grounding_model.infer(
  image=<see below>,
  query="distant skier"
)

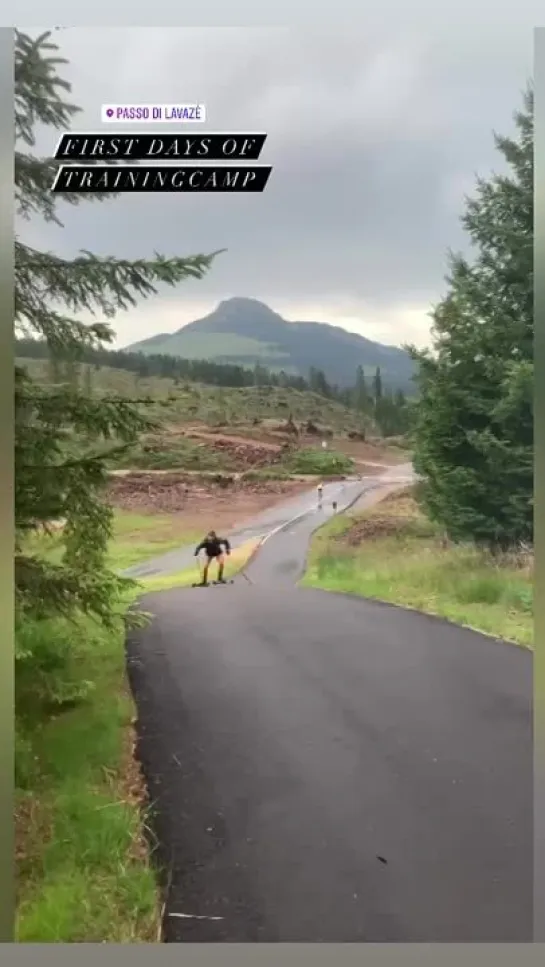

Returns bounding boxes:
[332,500,338,513]
[317,482,324,509]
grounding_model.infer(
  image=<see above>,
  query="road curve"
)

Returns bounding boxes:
[126,472,532,942]
[123,474,387,579]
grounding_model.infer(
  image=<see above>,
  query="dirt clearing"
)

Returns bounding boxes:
[107,472,313,533]
[334,439,409,466]
[186,436,284,470]
[335,488,424,544]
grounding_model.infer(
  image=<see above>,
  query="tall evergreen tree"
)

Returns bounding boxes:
[313,368,330,397]
[372,366,382,403]
[253,363,268,387]
[409,89,533,547]
[64,357,80,390]
[83,363,93,397]
[308,366,318,392]
[354,365,369,412]
[15,30,219,621]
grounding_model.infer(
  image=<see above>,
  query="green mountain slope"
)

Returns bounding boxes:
[126,297,416,390]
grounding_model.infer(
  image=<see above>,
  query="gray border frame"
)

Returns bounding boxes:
[534,25,544,945]
[1,944,544,960]
[1,26,13,945]
[5,17,542,951]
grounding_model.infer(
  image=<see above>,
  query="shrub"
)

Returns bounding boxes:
[285,448,354,475]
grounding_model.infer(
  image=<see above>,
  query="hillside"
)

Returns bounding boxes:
[17,355,409,481]
[17,356,369,432]
[126,297,416,390]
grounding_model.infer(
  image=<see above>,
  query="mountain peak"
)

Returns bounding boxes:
[126,297,416,390]
[215,297,280,320]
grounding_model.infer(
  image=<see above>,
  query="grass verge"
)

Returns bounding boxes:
[15,606,160,943]
[283,447,354,476]
[15,533,259,942]
[25,511,201,572]
[301,489,533,647]
[109,512,201,570]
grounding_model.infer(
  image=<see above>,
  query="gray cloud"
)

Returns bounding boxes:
[22,11,537,349]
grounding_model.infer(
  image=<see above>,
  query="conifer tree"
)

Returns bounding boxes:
[372,366,382,403]
[354,365,369,412]
[15,30,219,621]
[409,89,533,547]
[83,363,93,397]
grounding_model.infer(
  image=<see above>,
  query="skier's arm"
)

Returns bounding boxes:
[194,540,205,556]
[221,537,231,554]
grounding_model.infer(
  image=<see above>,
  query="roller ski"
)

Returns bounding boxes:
[191,578,234,587]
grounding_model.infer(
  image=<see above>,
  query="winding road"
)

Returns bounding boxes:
[125,470,533,942]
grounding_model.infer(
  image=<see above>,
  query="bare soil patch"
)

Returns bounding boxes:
[15,793,53,903]
[141,425,292,472]
[334,488,423,545]
[186,435,285,470]
[339,514,411,544]
[334,439,407,465]
[107,472,312,532]
[377,487,417,507]
[218,423,302,445]
[352,463,390,476]
[169,422,405,466]
[182,427,282,452]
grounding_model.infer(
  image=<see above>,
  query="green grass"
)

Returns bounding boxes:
[112,437,228,472]
[24,512,201,572]
[15,532,260,942]
[111,438,358,476]
[302,492,533,647]
[108,512,200,570]
[133,331,291,363]
[18,356,377,478]
[15,608,159,942]
[284,447,354,475]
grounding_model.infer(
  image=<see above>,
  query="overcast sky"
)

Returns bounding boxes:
[23,10,538,350]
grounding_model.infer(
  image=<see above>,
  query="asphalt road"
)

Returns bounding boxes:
[123,474,389,579]
[126,472,533,942]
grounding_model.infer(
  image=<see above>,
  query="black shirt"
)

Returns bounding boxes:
[194,536,230,558]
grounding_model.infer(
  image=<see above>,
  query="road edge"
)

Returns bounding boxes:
[238,481,374,583]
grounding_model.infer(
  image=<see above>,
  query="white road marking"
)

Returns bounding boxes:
[257,480,368,548]
[168,912,224,921]
[259,509,311,546]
